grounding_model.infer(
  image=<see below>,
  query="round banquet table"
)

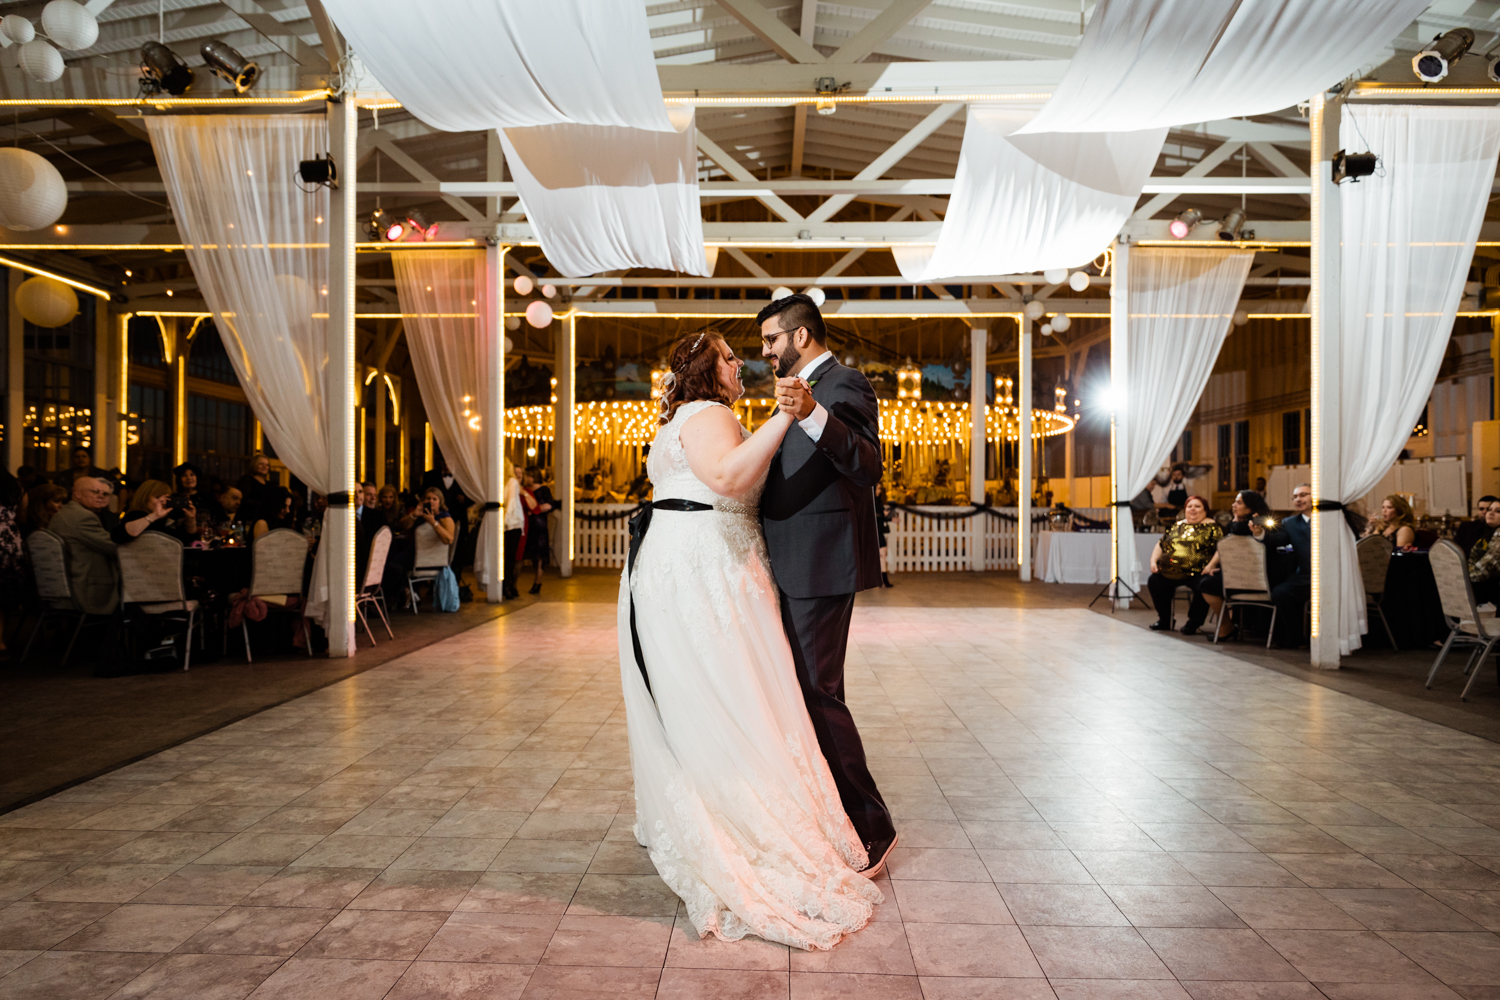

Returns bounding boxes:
[1032,531,1160,587]
[183,546,253,597]
[1377,550,1449,649]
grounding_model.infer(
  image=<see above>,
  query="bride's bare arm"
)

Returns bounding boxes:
[679,404,793,499]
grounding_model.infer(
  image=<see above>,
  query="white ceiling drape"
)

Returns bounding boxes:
[897,107,1165,281]
[1018,0,1431,135]
[1328,105,1500,656]
[320,0,675,132]
[146,115,337,626]
[500,120,708,277]
[390,250,506,590]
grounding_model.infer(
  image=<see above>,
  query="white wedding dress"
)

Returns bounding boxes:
[618,400,881,950]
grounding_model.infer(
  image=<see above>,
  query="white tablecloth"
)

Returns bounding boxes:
[1033,531,1159,586]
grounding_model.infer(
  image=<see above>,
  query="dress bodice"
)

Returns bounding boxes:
[648,400,763,512]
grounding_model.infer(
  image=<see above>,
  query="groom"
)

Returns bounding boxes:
[758,293,898,876]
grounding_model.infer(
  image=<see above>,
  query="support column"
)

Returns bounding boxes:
[397,381,408,489]
[5,269,21,473]
[553,312,575,577]
[969,323,987,571]
[325,97,358,658]
[115,312,130,471]
[483,241,507,603]
[165,318,187,466]
[374,367,386,486]
[1110,239,1133,609]
[92,301,108,468]
[1309,90,1343,669]
[1018,313,1033,581]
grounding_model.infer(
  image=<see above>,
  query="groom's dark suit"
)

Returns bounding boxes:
[761,355,895,847]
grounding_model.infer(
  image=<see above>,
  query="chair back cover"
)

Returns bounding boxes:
[1430,539,1481,626]
[249,528,308,597]
[1217,534,1269,594]
[26,529,73,604]
[118,533,186,605]
[412,522,449,573]
[364,526,392,589]
[1356,534,1394,597]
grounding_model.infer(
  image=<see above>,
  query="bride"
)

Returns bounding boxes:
[619,329,881,950]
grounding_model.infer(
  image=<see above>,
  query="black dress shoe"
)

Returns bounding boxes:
[858,832,899,878]
[1148,621,1172,631]
[528,583,541,595]
[1181,623,1201,636]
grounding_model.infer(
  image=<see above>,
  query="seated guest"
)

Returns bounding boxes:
[1182,490,1273,637]
[1468,499,1500,605]
[1456,495,1499,555]
[15,465,46,492]
[174,462,222,525]
[410,486,457,547]
[49,477,122,616]
[1254,483,1313,647]
[121,480,194,542]
[375,485,415,603]
[1146,496,1223,632]
[236,453,275,512]
[1363,494,1416,548]
[355,481,387,580]
[23,483,68,537]
[245,487,294,540]
[218,485,244,524]
[60,446,108,491]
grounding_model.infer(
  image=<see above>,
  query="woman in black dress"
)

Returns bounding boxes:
[522,466,554,595]
[1181,489,1272,638]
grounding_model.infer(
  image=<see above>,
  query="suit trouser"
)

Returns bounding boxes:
[1270,577,1311,647]
[503,529,521,595]
[778,589,895,847]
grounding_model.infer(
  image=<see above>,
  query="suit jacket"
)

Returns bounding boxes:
[355,505,388,582]
[761,356,884,599]
[1263,512,1312,586]
[50,501,120,615]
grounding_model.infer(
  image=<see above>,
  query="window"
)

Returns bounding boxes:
[1217,424,1231,493]
[127,316,167,368]
[187,394,253,483]
[127,384,169,481]
[1282,411,1302,466]
[23,293,96,472]
[187,322,238,384]
[1234,420,1250,491]
[1179,429,1193,463]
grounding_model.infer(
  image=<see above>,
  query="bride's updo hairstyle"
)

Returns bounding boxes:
[658,329,734,424]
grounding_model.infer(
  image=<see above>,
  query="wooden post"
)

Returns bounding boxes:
[1018,313,1033,582]
[1110,239,1133,609]
[5,268,22,473]
[484,241,507,602]
[325,97,358,658]
[969,320,987,572]
[1309,90,1344,669]
[553,312,575,577]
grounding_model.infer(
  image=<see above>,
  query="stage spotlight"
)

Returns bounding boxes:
[139,41,193,96]
[1490,53,1500,83]
[1169,208,1202,240]
[200,39,259,92]
[1217,208,1247,241]
[1332,149,1378,184]
[368,209,405,242]
[297,155,336,188]
[1413,27,1474,82]
[403,208,439,241]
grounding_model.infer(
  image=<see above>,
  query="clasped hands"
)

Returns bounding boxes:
[775,377,815,420]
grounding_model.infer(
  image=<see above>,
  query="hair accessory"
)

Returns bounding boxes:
[669,331,710,376]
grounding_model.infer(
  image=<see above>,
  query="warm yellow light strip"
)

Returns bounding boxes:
[1136,240,1311,248]
[0,253,112,299]
[0,91,333,107]
[668,93,1052,106]
[117,312,130,471]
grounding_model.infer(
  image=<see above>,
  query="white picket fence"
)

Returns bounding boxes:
[572,502,1112,572]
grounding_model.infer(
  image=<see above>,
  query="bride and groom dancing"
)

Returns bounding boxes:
[618,293,898,951]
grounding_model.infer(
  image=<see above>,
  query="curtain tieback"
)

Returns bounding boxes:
[1312,500,1345,511]
[1109,501,1135,507]
[480,502,502,512]
[327,491,354,507]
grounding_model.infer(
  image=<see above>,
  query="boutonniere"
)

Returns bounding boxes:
[808,380,819,387]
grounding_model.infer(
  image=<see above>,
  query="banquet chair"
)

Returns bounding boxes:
[406,522,454,614]
[356,526,395,645]
[1357,534,1398,650]
[243,528,311,661]
[117,532,202,672]
[1426,539,1500,701]
[1213,535,1278,648]
[21,529,105,667]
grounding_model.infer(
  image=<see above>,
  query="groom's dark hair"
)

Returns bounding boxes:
[756,293,827,345]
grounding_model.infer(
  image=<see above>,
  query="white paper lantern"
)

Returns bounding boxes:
[0,148,67,230]
[1232,309,1249,326]
[804,287,826,306]
[1042,267,1068,285]
[1024,299,1045,320]
[18,40,64,82]
[1051,312,1072,332]
[1068,270,1090,292]
[771,286,794,301]
[513,274,533,296]
[524,300,553,328]
[15,275,78,328]
[1040,323,1053,336]
[273,273,315,320]
[541,284,556,299]
[504,336,513,352]
[1,15,35,44]
[41,1,97,50]
[505,315,521,331]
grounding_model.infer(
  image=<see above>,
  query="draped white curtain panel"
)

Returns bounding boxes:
[1120,248,1254,501]
[500,120,710,278]
[146,115,339,627]
[1019,0,1431,135]
[390,250,503,589]
[897,107,1165,281]
[320,0,674,132]
[1329,105,1500,656]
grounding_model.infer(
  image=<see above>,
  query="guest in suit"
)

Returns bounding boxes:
[50,477,122,616]
[1457,495,1499,555]
[354,481,388,583]
[1253,482,1313,647]
[758,292,896,875]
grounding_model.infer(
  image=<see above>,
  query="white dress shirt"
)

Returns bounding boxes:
[794,349,833,442]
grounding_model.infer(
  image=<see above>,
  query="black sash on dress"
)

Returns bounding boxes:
[627,499,714,699]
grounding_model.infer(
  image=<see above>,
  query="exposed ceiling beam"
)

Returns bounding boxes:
[715,0,825,63]
[828,0,935,64]
[724,246,773,278]
[695,132,805,223]
[1247,141,1311,205]
[219,0,328,68]
[806,102,963,223]
[1131,140,1245,220]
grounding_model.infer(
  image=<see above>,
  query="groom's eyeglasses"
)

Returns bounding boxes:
[761,326,802,348]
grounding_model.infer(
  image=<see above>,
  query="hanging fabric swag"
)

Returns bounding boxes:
[1018,0,1431,135]
[897,106,1165,281]
[146,115,340,627]
[1327,105,1500,655]
[390,250,505,590]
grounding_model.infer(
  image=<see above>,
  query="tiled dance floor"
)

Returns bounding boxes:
[3,603,1500,999]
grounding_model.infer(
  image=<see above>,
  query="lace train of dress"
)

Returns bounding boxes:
[619,400,881,951]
